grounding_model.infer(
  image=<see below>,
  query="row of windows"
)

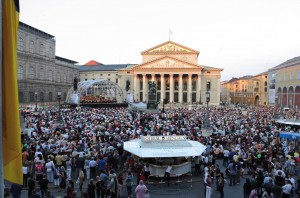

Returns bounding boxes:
[18,37,54,57]
[277,71,300,81]
[19,92,67,103]
[18,65,75,83]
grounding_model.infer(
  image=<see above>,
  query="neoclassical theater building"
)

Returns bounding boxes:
[79,41,223,105]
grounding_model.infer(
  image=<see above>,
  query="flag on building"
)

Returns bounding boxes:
[2,0,22,184]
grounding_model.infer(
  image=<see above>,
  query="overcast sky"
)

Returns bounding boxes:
[20,0,300,81]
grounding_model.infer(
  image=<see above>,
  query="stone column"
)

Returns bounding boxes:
[197,74,201,103]
[187,74,192,103]
[179,74,183,103]
[134,74,138,102]
[170,74,174,103]
[161,74,165,103]
[142,74,146,102]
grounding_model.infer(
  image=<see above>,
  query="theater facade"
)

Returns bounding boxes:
[79,41,223,105]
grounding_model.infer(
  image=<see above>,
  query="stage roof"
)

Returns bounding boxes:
[123,137,206,158]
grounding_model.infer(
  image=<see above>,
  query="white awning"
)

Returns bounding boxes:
[123,138,207,158]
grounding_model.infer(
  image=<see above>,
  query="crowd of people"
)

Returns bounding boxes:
[5,105,300,198]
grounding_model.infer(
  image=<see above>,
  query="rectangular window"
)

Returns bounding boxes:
[206,80,211,90]
[85,74,87,76]
[100,74,103,76]
[297,71,300,80]
[108,74,110,76]
[264,87,267,92]
[85,78,87,81]
[116,79,118,83]
[290,72,293,80]
[284,73,287,81]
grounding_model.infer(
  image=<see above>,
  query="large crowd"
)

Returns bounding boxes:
[6,105,300,198]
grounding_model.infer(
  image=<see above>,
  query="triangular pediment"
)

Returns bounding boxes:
[141,41,199,55]
[132,56,202,70]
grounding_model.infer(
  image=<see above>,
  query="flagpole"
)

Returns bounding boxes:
[0,0,4,196]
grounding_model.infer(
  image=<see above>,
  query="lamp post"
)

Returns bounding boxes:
[205,91,210,128]
[34,92,38,112]
[57,89,62,124]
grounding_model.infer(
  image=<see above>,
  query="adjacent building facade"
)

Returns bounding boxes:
[79,41,223,105]
[268,56,300,108]
[17,22,78,106]
[221,72,268,106]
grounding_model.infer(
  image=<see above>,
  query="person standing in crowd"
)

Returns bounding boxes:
[45,158,55,183]
[39,175,49,198]
[88,179,96,198]
[218,172,225,198]
[243,178,252,198]
[164,163,173,186]
[135,180,148,198]
[205,172,212,198]
[10,183,22,198]
[59,166,67,191]
[22,163,29,188]
[66,180,75,198]
[66,157,72,180]
[228,160,237,186]
[89,157,97,179]
[85,156,91,180]
[126,171,134,198]
[28,174,36,197]
[35,161,44,182]
[78,170,85,197]
[282,179,293,198]
[117,173,124,198]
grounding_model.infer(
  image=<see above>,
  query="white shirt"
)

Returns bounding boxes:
[166,165,172,173]
[223,150,230,157]
[22,166,28,174]
[282,183,292,194]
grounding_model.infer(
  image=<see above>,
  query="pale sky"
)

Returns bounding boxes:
[20,0,300,81]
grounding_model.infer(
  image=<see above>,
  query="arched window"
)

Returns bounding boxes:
[49,92,53,102]
[40,92,44,102]
[29,41,35,53]
[18,37,24,51]
[40,44,45,56]
[39,68,45,80]
[18,65,24,80]
[29,66,35,79]
[48,70,53,81]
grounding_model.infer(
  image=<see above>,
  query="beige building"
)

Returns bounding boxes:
[79,41,223,105]
[17,22,79,106]
[221,72,268,106]
[268,56,300,108]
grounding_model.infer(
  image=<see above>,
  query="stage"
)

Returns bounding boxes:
[80,102,128,108]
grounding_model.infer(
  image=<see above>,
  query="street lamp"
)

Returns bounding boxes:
[57,89,62,124]
[205,91,210,128]
[34,92,38,112]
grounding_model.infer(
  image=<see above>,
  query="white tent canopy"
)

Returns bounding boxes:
[123,136,207,158]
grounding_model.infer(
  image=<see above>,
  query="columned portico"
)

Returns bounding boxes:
[128,40,223,106]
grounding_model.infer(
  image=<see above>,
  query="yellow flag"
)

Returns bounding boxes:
[2,0,22,184]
